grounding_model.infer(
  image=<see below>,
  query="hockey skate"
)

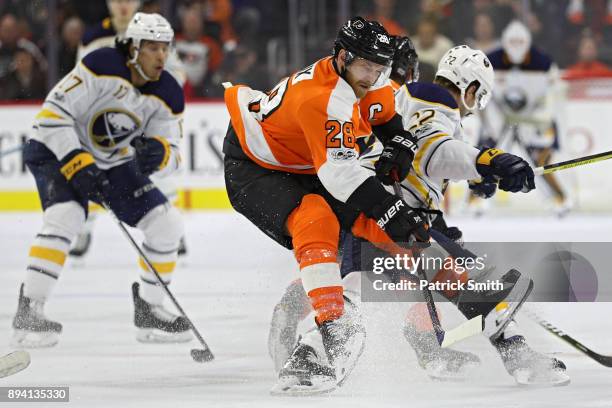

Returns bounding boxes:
[11,284,62,348]
[177,236,188,257]
[454,269,533,341]
[132,282,192,343]
[271,297,366,396]
[271,336,338,396]
[403,321,480,381]
[68,230,92,257]
[493,327,570,387]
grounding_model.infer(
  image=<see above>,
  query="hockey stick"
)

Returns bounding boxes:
[526,311,612,367]
[102,203,214,363]
[0,145,24,158]
[392,181,482,348]
[533,150,612,176]
[0,351,30,378]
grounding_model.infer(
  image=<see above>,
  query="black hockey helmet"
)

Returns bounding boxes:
[334,16,395,67]
[391,36,420,84]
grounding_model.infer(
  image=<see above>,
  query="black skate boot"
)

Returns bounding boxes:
[68,231,92,257]
[271,338,337,396]
[493,327,570,386]
[12,284,62,348]
[403,321,480,381]
[132,282,192,343]
[453,269,533,340]
[177,236,187,257]
[271,297,366,395]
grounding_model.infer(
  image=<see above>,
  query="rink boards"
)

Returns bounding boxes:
[0,83,611,213]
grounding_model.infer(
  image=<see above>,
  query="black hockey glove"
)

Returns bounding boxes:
[475,148,535,193]
[431,214,462,243]
[468,178,498,199]
[131,136,171,176]
[374,130,418,185]
[371,195,430,243]
[347,176,430,244]
[60,149,110,203]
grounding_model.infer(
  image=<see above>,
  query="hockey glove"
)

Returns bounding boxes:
[468,178,498,199]
[475,148,535,193]
[371,195,430,243]
[131,136,171,176]
[431,214,463,243]
[375,130,418,185]
[60,149,110,203]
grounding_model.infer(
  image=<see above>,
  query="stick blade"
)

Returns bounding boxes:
[441,315,483,348]
[191,348,214,363]
[0,350,31,378]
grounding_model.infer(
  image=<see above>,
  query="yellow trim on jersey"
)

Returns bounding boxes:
[29,246,67,266]
[79,62,182,117]
[60,152,95,181]
[413,134,448,177]
[152,136,171,170]
[404,85,460,111]
[0,188,232,211]
[36,108,64,120]
[405,173,430,203]
[139,258,176,274]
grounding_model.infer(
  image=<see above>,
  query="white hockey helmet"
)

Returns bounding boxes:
[436,45,494,111]
[125,12,174,47]
[502,20,531,65]
[124,12,174,81]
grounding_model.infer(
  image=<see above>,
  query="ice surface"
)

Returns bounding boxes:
[1,212,612,407]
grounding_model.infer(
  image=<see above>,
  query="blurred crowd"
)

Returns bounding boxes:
[2,0,612,101]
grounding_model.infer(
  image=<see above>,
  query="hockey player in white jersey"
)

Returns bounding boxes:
[11,13,191,348]
[480,20,569,216]
[72,0,187,258]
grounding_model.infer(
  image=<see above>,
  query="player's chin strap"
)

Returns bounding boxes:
[128,45,152,82]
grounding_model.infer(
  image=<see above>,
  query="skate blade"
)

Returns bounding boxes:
[270,374,337,396]
[136,328,193,343]
[514,368,571,387]
[426,360,481,382]
[11,330,59,348]
[0,351,31,378]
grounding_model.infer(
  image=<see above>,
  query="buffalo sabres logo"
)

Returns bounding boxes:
[89,109,140,149]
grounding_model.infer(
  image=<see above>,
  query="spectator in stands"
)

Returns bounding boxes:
[209,43,268,96]
[564,33,612,79]
[467,11,500,54]
[58,16,84,77]
[183,0,236,48]
[413,14,453,81]
[0,13,22,77]
[175,6,222,97]
[369,0,407,36]
[0,13,46,82]
[0,46,47,100]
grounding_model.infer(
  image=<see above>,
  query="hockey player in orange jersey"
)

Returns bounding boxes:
[223,18,428,394]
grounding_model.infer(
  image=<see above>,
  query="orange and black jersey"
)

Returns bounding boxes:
[224,57,375,203]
